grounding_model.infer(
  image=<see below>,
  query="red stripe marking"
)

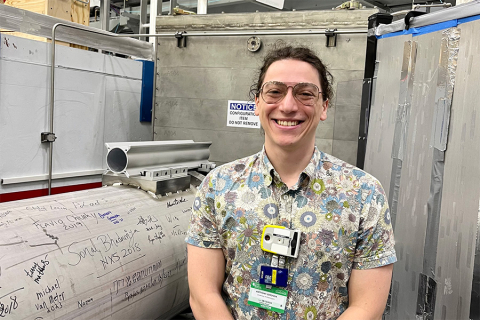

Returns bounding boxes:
[0,182,102,203]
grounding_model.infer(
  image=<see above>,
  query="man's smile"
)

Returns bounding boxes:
[274,120,303,127]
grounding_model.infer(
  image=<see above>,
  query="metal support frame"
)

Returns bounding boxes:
[139,0,148,41]
[169,0,178,15]
[197,0,208,14]
[100,0,111,31]
[150,0,161,44]
[356,13,393,169]
[48,23,158,195]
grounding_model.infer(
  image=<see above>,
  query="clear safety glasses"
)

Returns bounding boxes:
[260,81,322,106]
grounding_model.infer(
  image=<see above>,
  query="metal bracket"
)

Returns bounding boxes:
[41,132,57,143]
[325,28,338,47]
[175,31,187,48]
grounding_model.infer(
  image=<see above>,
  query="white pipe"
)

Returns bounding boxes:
[413,3,452,9]
[149,0,159,45]
[1,170,105,185]
[197,0,208,14]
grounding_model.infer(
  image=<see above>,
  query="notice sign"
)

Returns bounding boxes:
[227,100,260,129]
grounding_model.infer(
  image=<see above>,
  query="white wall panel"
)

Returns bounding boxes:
[0,34,149,196]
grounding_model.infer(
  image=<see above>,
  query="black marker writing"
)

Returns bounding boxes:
[166,197,187,208]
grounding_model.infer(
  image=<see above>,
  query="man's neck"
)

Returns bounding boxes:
[265,142,315,188]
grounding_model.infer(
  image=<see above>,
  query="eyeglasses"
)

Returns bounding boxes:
[260,81,322,106]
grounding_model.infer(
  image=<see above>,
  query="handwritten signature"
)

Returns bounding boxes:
[24,255,49,284]
[166,197,187,208]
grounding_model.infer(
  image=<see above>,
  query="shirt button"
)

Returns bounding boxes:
[282,194,288,200]
[286,202,292,213]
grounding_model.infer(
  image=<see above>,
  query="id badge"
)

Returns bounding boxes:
[247,282,288,314]
[259,265,288,287]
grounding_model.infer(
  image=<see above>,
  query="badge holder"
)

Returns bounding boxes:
[247,225,301,314]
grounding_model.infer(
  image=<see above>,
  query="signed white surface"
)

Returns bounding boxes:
[0,185,193,319]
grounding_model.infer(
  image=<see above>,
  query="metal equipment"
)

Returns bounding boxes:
[103,140,214,195]
[0,141,213,319]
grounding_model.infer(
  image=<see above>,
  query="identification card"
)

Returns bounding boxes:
[259,265,288,287]
[247,282,288,313]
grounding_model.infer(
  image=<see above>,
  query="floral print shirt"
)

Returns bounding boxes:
[186,147,396,320]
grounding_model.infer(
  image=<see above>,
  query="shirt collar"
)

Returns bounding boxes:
[260,146,322,187]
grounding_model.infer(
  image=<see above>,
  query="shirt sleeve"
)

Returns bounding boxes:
[185,170,222,249]
[353,178,397,269]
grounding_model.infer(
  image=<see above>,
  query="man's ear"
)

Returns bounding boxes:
[254,96,260,116]
[319,99,329,121]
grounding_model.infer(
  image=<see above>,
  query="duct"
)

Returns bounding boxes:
[430,28,460,151]
[105,140,213,178]
[0,184,193,319]
[376,0,480,36]
[0,5,153,60]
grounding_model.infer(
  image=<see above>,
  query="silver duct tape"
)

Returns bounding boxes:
[423,148,445,276]
[388,41,417,230]
[469,199,480,319]
[392,40,417,161]
[0,5,153,60]
[430,28,461,151]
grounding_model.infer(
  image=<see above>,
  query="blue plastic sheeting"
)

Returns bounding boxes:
[139,60,154,122]
[377,14,480,39]
[377,20,457,39]
[458,14,480,24]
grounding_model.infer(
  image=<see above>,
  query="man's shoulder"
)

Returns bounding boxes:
[317,150,380,184]
[205,151,262,181]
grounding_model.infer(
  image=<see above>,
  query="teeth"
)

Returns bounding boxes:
[277,120,299,126]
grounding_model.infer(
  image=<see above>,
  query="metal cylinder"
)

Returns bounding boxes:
[0,185,193,319]
[105,140,212,177]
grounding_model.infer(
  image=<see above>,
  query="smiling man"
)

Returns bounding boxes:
[186,45,396,320]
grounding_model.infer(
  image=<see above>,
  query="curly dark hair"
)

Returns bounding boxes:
[249,44,334,103]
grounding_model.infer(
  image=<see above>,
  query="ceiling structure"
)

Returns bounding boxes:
[110,0,456,14]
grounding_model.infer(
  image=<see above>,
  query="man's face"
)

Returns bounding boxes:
[254,59,328,152]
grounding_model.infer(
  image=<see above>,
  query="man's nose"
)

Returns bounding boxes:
[279,88,298,113]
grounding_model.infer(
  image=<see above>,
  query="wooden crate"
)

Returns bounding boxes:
[4,0,90,47]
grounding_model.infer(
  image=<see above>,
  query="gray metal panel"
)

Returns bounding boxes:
[0,5,153,59]
[367,31,446,319]
[364,35,409,197]
[435,19,480,320]
[388,31,442,320]
[392,32,442,319]
[368,18,480,319]
[155,10,372,164]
